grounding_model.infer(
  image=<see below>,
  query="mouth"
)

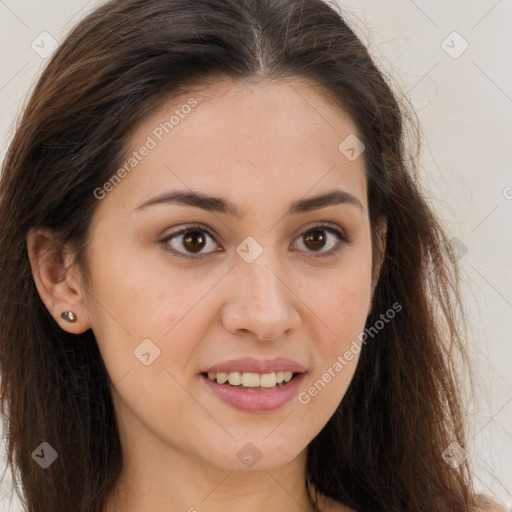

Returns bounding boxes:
[200,370,300,392]
[200,365,306,412]
[200,357,306,411]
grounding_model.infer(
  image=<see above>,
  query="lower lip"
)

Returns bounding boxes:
[201,373,305,412]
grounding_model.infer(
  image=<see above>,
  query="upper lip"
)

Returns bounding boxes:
[202,357,306,374]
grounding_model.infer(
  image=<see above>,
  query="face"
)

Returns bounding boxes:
[79,77,377,473]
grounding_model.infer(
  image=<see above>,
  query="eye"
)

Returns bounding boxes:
[160,222,351,260]
[160,223,221,260]
[291,223,351,258]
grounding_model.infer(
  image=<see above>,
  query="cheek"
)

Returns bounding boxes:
[297,246,372,413]
[85,235,194,335]
[308,276,369,394]
[85,246,224,389]
[305,247,373,345]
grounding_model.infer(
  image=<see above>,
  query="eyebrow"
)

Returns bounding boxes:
[135,189,363,218]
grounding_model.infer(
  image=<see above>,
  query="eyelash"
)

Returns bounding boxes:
[160,222,352,261]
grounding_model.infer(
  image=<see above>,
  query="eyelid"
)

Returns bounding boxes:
[295,220,350,242]
[159,222,221,260]
[291,221,352,258]
[159,221,352,260]
[161,222,216,241]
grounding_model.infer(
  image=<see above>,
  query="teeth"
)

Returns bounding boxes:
[206,371,295,387]
[241,372,260,387]
[228,372,242,386]
[260,373,277,387]
[217,372,228,384]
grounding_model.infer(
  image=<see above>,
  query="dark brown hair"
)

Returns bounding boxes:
[0,0,498,511]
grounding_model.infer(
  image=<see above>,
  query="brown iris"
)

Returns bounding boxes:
[182,231,207,253]
[303,229,327,251]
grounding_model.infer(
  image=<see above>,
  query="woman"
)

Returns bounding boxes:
[0,0,506,511]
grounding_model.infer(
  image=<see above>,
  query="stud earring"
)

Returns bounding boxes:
[59,310,77,323]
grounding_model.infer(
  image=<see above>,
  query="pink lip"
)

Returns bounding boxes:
[201,372,305,412]
[202,357,306,374]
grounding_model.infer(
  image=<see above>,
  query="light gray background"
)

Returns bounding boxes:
[1,1,511,510]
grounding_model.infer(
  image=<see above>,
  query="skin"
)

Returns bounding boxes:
[28,77,386,512]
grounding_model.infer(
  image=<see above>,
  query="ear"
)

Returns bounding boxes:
[27,228,92,334]
[370,217,387,300]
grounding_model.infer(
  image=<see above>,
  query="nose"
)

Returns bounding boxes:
[221,252,301,341]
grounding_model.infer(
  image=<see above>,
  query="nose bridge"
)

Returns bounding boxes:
[222,241,300,339]
[241,251,281,304]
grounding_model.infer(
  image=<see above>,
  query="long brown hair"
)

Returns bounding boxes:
[0,0,495,510]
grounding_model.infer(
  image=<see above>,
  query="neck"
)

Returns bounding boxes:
[103,454,317,512]
[101,385,326,512]
[102,411,317,512]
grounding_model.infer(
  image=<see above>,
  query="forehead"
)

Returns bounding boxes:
[97,77,367,218]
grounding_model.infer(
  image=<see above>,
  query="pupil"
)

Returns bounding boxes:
[183,231,205,253]
[305,230,325,251]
